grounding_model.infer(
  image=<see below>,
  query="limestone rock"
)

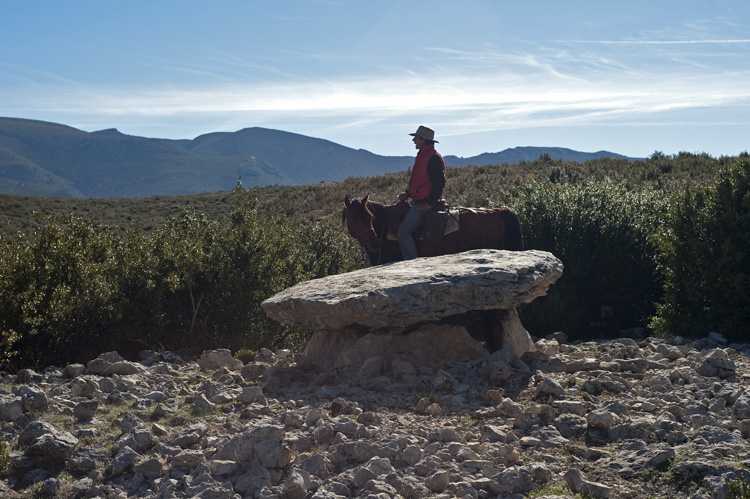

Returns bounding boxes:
[2,331,749,499]
[63,363,86,378]
[23,430,79,465]
[190,393,215,416]
[197,348,243,371]
[300,323,488,372]
[73,400,99,421]
[262,249,562,332]
[0,393,23,422]
[16,386,48,413]
[86,351,126,375]
[18,421,59,447]
[213,422,292,469]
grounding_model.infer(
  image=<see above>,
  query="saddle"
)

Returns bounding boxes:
[385,200,460,245]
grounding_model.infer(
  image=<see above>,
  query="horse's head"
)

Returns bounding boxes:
[343,194,382,255]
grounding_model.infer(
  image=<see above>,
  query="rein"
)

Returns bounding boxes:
[355,225,385,266]
[347,215,383,265]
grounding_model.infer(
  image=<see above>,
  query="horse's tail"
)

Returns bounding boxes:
[501,208,524,251]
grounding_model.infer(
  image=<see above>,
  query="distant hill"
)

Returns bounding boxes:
[443,147,633,167]
[0,117,637,198]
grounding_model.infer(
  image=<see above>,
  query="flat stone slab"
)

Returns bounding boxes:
[262,249,562,332]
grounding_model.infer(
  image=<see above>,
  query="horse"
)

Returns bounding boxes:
[342,194,524,266]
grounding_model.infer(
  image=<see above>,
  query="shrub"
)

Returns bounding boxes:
[0,185,361,371]
[728,478,750,499]
[651,155,750,342]
[0,438,10,476]
[0,215,122,368]
[516,180,668,339]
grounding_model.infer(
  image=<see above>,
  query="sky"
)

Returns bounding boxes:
[2,0,749,159]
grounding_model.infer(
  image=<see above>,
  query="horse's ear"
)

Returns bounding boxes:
[363,193,370,205]
[344,196,351,208]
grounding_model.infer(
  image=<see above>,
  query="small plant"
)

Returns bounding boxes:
[728,478,750,499]
[526,481,585,498]
[0,438,11,476]
[234,348,257,364]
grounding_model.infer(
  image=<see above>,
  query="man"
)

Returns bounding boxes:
[397,125,446,260]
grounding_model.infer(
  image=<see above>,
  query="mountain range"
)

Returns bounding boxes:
[0,117,636,198]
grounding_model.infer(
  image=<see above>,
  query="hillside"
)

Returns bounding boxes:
[0,117,638,198]
[0,151,727,240]
[0,119,284,198]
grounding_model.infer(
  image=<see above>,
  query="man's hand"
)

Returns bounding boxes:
[398,192,408,202]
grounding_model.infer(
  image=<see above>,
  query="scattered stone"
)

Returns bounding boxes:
[197,348,243,371]
[189,393,215,416]
[0,333,748,499]
[16,386,48,413]
[109,446,140,476]
[15,368,43,383]
[587,408,621,429]
[171,449,205,468]
[0,394,23,422]
[73,399,99,421]
[86,351,127,375]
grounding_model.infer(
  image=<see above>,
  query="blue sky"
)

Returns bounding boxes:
[2,0,749,158]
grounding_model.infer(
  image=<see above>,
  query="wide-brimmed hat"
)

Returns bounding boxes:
[409,125,438,143]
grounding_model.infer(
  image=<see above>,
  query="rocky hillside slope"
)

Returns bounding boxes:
[1,333,749,498]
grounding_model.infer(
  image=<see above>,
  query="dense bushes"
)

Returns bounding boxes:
[0,186,360,371]
[650,155,750,343]
[1,153,748,372]
[514,154,750,343]
[515,180,668,339]
[0,216,122,369]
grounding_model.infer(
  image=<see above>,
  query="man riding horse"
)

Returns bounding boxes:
[342,125,523,265]
[397,125,446,260]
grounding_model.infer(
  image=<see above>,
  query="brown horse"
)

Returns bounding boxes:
[342,194,524,266]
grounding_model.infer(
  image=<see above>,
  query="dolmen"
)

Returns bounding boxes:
[262,249,562,373]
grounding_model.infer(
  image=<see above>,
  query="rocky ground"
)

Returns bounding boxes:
[1,332,749,499]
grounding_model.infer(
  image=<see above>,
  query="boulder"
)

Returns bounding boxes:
[263,249,561,364]
[262,249,561,332]
[23,430,79,465]
[197,349,243,371]
[73,400,99,421]
[0,394,24,422]
[299,324,488,372]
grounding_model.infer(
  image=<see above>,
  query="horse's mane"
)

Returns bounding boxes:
[364,199,386,219]
[342,196,388,230]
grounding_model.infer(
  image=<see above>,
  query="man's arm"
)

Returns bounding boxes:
[425,155,446,206]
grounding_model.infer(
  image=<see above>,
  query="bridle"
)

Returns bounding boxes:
[348,215,384,265]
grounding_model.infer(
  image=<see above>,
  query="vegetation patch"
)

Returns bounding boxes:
[1,152,748,371]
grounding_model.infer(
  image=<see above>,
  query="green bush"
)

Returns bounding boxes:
[651,155,750,342]
[516,180,668,339]
[0,215,122,368]
[728,478,750,499]
[0,185,361,371]
[0,437,10,476]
